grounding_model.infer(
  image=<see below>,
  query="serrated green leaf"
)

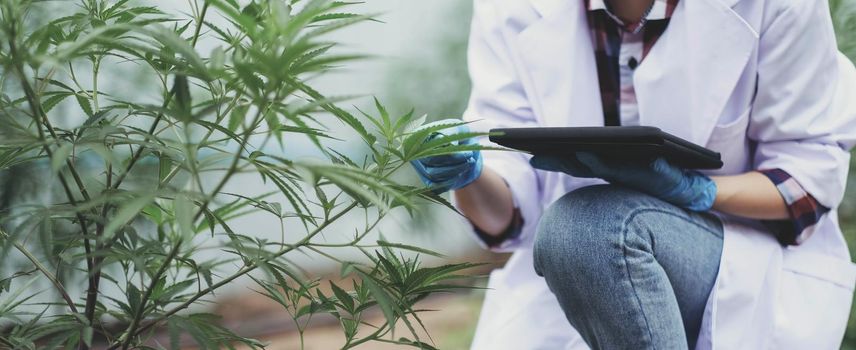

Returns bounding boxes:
[356,271,396,327]
[127,283,141,315]
[41,92,72,114]
[75,94,94,118]
[376,240,445,258]
[329,281,354,313]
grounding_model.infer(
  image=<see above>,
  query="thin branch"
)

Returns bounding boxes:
[88,4,213,339]
[110,2,209,191]
[7,27,103,348]
[85,161,112,325]
[107,201,360,349]
[191,95,271,222]
[343,323,392,349]
[119,240,183,350]
[0,229,80,317]
[5,19,96,324]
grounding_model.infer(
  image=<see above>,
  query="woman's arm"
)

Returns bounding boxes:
[711,172,788,220]
[456,168,794,237]
[453,166,516,236]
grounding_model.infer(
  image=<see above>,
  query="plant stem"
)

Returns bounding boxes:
[91,6,212,344]
[111,102,341,347]
[107,201,360,349]
[81,44,106,331]
[119,240,183,350]
[191,2,209,48]
[92,57,100,112]
[191,96,271,222]
[5,21,97,328]
[110,2,210,191]
[344,323,390,348]
[85,161,112,326]
[0,229,80,316]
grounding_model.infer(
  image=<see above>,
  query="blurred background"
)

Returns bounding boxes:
[1,0,855,348]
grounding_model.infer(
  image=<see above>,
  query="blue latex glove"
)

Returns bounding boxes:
[410,119,483,193]
[530,152,717,211]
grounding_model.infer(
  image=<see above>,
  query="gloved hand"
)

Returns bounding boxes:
[409,119,483,193]
[530,152,717,211]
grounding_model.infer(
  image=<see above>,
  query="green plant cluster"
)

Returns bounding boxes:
[0,0,486,349]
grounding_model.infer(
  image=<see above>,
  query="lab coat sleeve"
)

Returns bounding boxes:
[749,0,856,209]
[459,0,543,252]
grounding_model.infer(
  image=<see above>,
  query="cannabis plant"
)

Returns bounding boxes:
[0,0,483,349]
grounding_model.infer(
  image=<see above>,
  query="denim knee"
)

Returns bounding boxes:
[533,185,659,277]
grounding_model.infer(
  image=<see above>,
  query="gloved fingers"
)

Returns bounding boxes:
[575,152,620,177]
[420,151,476,167]
[435,151,483,192]
[421,161,476,182]
[409,159,434,185]
[411,166,464,191]
[650,157,674,173]
[650,157,685,180]
[529,155,564,172]
[426,173,471,194]
[530,155,595,178]
[437,168,468,186]
[683,173,718,211]
[577,152,667,185]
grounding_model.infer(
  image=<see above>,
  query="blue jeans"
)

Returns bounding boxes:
[533,185,724,350]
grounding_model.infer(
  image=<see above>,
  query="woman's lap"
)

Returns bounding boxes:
[533,184,724,350]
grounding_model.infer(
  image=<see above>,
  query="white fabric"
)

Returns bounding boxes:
[461,0,856,349]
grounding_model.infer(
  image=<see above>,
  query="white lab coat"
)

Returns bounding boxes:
[460,0,856,349]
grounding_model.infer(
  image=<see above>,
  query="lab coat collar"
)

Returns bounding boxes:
[516,0,757,145]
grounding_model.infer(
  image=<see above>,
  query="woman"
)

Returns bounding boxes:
[411,0,856,349]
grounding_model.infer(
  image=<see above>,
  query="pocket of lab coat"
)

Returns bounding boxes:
[770,249,856,349]
[705,108,752,175]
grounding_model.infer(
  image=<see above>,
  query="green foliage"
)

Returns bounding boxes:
[0,0,484,349]
[832,0,856,62]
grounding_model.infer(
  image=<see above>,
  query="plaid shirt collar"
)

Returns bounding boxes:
[587,0,678,34]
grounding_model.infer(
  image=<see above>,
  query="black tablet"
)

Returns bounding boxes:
[489,126,723,169]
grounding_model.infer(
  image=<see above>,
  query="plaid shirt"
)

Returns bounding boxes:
[474,0,827,248]
[758,170,829,245]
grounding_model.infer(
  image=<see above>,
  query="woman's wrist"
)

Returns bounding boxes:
[454,167,516,236]
[709,172,789,220]
[710,176,735,211]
